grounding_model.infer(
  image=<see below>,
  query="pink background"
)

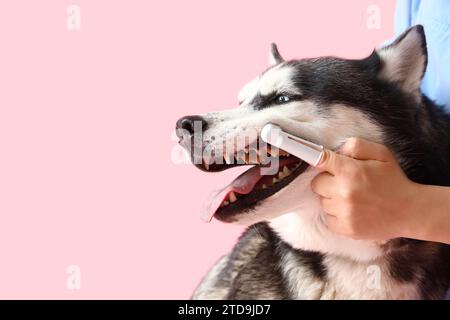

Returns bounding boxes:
[0,0,394,299]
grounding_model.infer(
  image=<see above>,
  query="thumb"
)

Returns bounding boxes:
[315,148,344,175]
[338,138,394,162]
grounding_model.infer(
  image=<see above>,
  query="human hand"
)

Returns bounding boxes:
[311,138,419,240]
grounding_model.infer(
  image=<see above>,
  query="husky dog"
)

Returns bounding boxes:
[176,25,450,299]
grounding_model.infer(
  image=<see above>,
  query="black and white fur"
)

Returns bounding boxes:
[180,26,450,299]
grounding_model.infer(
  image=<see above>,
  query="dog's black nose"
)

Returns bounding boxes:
[176,115,208,138]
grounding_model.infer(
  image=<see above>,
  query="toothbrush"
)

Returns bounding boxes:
[260,123,324,167]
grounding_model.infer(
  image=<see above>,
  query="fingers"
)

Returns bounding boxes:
[338,137,394,162]
[316,138,395,174]
[315,148,344,175]
[311,172,335,198]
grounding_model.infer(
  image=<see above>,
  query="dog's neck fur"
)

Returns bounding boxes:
[398,96,450,186]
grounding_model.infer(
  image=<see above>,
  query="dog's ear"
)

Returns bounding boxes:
[376,25,427,101]
[269,43,284,66]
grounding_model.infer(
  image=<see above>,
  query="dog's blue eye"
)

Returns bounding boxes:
[276,95,290,104]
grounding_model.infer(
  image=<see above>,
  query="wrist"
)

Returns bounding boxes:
[399,182,443,241]
[395,181,426,239]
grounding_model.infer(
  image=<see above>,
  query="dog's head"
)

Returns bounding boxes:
[176,26,427,261]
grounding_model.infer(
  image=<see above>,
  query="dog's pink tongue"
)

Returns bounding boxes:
[201,166,263,222]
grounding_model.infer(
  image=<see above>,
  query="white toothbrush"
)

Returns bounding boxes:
[260,123,324,167]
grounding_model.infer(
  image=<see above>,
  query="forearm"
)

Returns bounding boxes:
[403,183,450,244]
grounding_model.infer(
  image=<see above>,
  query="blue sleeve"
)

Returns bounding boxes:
[394,0,415,35]
[395,0,450,111]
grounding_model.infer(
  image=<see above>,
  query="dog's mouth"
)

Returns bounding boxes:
[198,145,309,222]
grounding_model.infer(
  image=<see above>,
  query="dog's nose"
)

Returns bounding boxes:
[176,115,208,138]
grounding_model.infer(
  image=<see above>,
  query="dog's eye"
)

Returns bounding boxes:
[276,95,291,104]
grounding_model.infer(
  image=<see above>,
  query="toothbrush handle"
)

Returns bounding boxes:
[261,123,324,167]
[280,133,323,167]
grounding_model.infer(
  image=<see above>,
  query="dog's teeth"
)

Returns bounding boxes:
[225,153,234,164]
[249,155,258,164]
[259,149,271,164]
[255,154,261,164]
[258,148,266,157]
[278,171,285,179]
[273,177,279,184]
[229,191,237,203]
[294,161,302,169]
[224,155,232,164]
[204,161,210,170]
[268,148,279,157]
[237,154,245,164]
[223,200,229,206]
[247,149,258,164]
[244,147,249,154]
[283,166,291,176]
[223,151,230,164]
[262,184,267,189]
